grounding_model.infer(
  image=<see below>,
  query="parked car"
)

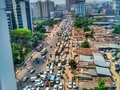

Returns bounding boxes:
[36,87,40,90]
[57,71,61,77]
[35,79,41,83]
[55,77,60,84]
[45,87,50,90]
[27,66,33,72]
[68,82,73,89]
[45,81,49,87]
[30,76,37,82]
[50,70,53,75]
[53,85,58,90]
[73,82,76,89]
[34,57,40,64]
[43,55,46,59]
[22,76,29,82]
[30,68,35,74]
[59,82,63,89]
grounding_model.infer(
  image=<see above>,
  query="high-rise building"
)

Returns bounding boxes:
[75,0,86,17]
[113,0,120,23]
[66,0,75,11]
[31,0,54,19]
[0,0,17,90]
[41,0,54,18]
[41,1,50,18]
[16,0,32,30]
[36,1,43,19]
[5,0,18,30]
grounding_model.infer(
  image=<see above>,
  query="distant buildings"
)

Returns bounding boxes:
[0,0,17,90]
[75,0,86,17]
[66,0,75,11]
[50,11,63,18]
[31,0,55,19]
[113,0,120,23]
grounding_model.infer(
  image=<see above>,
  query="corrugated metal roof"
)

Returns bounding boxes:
[93,53,109,68]
[96,66,111,76]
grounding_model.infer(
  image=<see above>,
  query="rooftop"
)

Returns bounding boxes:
[96,66,112,77]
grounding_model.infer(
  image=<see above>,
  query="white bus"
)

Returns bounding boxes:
[41,48,47,56]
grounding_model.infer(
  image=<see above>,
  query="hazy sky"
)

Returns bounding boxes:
[30,0,112,4]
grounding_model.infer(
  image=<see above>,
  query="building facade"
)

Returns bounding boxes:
[0,0,17,90]
[16,0,32,30]
[75,0,86,17]
[5,0,18,30]
[114,0,120,23]
[66,0,75,11]
[42,0,55,18]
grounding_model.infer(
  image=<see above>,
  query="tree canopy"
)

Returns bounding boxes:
[84,27,91,32]
[74,17,92,28]
[95,79,109,90]
[81,41,90,48]
[69,59,77,68]
[112,26,120,34]
[10,28,32,47]
[10,28,32,64]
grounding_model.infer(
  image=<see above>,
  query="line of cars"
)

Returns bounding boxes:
[22,59,64,90]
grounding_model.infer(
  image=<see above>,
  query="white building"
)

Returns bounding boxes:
[0,0,17,90]
[75,0,86,17]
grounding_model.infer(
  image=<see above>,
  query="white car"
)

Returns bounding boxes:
[73,82,76,89]
[30,68,35,74]
[35,81,44,87]
[36,87,40,90]
[42,55,46,59]
[66,60,69,66]
[50,70,53,75]
[35,79,41,83]
[57,71,61,77]
[22,76,29,82]
[46,66,50,72]
[68,82,73,89]
[53,85,58,90]
[23,85,34,90]
[44,71,48,75]
[35,83,41,87]
[27,66,33,72]
[59,82,63,89]
[30,76,37,82]
[45,87,50,90]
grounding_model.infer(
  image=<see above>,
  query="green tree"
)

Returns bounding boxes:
[10,28,32,64]
[95,79,109,90]
[81,41,90,48]
[39,28,46,33]
[69,59,77,68]
[10,28,32,47]
[12,43,21,64]
[85,34,93,38]
[112,26,120,34]
[84,27,91,32]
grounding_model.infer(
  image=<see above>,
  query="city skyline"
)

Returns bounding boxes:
[30,0,112,4]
